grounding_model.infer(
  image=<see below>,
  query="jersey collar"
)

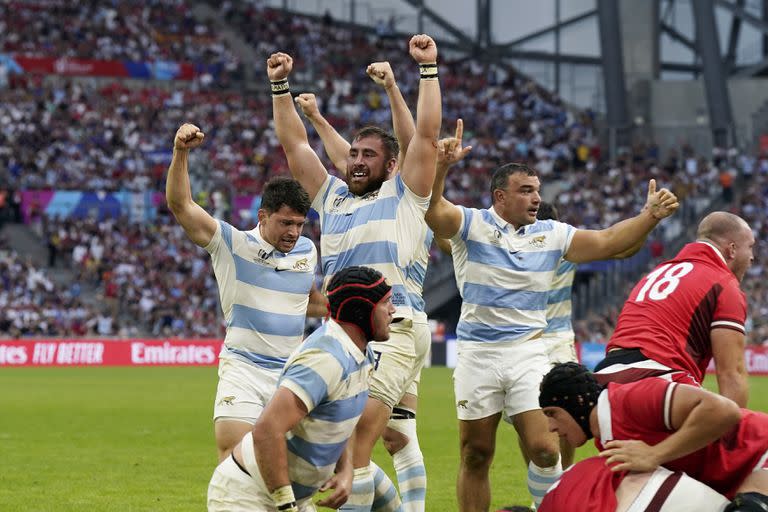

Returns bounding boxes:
[695,240,727,266]
[327,319,367,363]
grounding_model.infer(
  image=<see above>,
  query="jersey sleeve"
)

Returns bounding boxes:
[711,280,747,334]
[555,220,576,255]
[278,348,343,413]
[310,174,337,223]
[394,173,430,212]
[204,220,232,256]
[452,206,471,242]
[612,379,678,433]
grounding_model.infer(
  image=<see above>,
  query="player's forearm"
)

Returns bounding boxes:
[652,397,740,465]
[386,83,415,156]
[165,149,194,212]
[597,209,658,258]
[273,94,310,152]
[307,114,350,174]
[252,427,292,491]
[413,77,441,140]
[717,371,749,407]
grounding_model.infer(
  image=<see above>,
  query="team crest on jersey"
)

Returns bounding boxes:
[329,196,347,213]
[489,229,503,246]
[529,235,547,248]
[293,258,310,271]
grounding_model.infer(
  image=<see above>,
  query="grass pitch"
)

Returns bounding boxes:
[0,366,766,511]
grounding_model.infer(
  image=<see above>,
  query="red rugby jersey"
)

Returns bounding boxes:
[595,378,768,499]
[607,242,746,382]
[538,457,623,512]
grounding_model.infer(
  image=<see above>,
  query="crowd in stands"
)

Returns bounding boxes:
[0,4,761,344]
[1,0,241,81]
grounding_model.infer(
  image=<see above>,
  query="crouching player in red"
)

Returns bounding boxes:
[538,363,768,510]
[538,456,731,511]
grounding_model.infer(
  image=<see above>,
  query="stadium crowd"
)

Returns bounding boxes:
[0,4,761,346]
[1,0,241,75]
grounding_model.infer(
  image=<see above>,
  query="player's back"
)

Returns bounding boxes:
[607,242,745,382]
[538,457,621,512]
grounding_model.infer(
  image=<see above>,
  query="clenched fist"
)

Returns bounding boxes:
[409,34,438,64]
[267,52,293,81]
[295,93,320,120]
[174,123,204,151]
[366,62,396,89]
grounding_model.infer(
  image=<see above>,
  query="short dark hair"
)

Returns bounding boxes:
[536,202,559,221]
[353,126,399,162]
[489,163,537,203]
[260,177,311,216]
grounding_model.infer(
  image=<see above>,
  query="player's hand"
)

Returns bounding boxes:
[316,467,353,509]
[437,119,472,169]
[643,179,679,220]
[174,123,204,151]
[599,439,662,472]
[295,93,320,120]
[267,52,293,81]
[409,34,438,64]
[366,61,396,89]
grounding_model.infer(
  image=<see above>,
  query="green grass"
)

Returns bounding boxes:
[0,367,766,511]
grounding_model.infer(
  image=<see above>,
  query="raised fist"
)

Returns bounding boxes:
[174,123,204,151]
[267,52,293,81]
[366,62,396,89]
[409,34,438,64]
[295,93,320,119]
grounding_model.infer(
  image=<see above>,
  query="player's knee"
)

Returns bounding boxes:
[725,492,768,512]
[460,439,495,470]
[382,427,408,454]
[526,439,560,468]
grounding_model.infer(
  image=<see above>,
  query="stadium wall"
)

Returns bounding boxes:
[2,339,767,375]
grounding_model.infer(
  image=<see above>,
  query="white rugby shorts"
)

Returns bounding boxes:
[624,466,729,512]
[213,356,281,423]
[453,339,551,420]
[367,319,431,408]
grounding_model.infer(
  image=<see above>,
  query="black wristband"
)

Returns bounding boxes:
[419,63,438,80]
[276,502,297,511]
[271,79,290,96]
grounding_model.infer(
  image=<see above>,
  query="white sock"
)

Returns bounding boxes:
[389,415,426,512]
[341,465,375,511]
[527,458,562,509]
[371,461,402,512]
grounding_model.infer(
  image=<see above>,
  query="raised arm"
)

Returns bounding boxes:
[565,180,679,263]
[425,119,471,239]
[711,328,749,407]
[165,123,218,247]
[600,384,741,472]
[295,93,350,173]
[268,52,328,201]
[399,34,442,198]
[366,61,415,166]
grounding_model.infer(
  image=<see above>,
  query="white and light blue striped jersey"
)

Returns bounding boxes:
[312,173,430,322]
[450,206,575,344]
[205,220,317,369]
[543,260,576,336]
[278,320,374,500]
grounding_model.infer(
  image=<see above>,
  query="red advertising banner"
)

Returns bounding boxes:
[704,345,768,375]
[0,339,223,367]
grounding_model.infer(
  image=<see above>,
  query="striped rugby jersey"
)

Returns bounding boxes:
[450,206,575,344]
[205,220,317,369]
[278,320,374,499]
[543,260,576,337]
[312,173,430,322]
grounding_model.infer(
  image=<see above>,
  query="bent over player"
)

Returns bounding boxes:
[207,266,395,511]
